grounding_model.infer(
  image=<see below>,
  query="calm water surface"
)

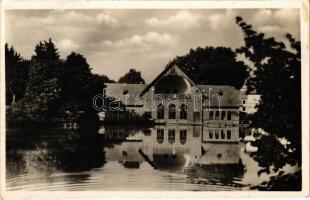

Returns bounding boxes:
[6,125,256,191]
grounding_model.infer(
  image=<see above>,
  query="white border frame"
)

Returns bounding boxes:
[0,1,309,199]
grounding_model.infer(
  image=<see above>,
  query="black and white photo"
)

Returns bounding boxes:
[1,1,309,198]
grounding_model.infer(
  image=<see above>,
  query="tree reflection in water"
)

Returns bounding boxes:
[7,124,248,190]
[6,123,106,178]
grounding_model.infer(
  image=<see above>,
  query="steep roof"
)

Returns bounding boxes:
[140,64,196,95]
[197,85,241,107]
[105,83,147,106]
[105,83,241,108]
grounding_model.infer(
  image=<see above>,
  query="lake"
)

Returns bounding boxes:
[6,124,262,191]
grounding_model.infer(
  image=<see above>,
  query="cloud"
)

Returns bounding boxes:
[95,12,119,25]
[56,39,80,56]
[102,32,177,50]
[60,10,119,26]
[251,9,299,30]
[252,9,273,25]
[274,9,299,23]
[252,9,299,27]
[5,9,300,82]
[208,13,222,29]
[146,10,202,29]
[249,9,300,40]
[65,10,89,20]
[39,15,56,24]
[208,10,237,30]
[57,39,79,50]
[257,25,282,33]
[12,10,119,28]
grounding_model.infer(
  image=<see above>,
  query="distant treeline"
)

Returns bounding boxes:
[5,41,250,121]
[6,39,112,121]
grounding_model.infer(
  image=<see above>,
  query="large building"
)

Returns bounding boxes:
[102,65,242,168]
[104,64,241,127]
[101,125,241,169]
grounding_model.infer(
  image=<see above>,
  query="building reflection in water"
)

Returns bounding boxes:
[6,125,245,190]
[100,125,243,175]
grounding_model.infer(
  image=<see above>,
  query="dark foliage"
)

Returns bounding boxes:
[5,43,29,105]
[21,38,62,119]
[251,170,301,191]
[167,46,249,89]
[236,16,301,191]
[119,69,145,84]
[6,39,114,121]
[236,17,301,164]
[58,52,115,114]
[59,52,94,111]
[250,135,296,174]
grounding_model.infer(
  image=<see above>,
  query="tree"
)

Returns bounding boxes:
[22,38,62,119]
[167,47,249,89]
[119,69,145,84]
[59,52,114,112]
[91,73,115,95]
[5,43,29,105]
[60,52,93,106]
[92,74,114,85]
[236,16,301,190]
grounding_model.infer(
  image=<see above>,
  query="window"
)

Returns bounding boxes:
[221,130,225,139]
[242,107,246,111]
[157,104,164,119]
[215,130,219,139]
[209,130,214,139]
[209,111,214,120]
[221,111,225,120]
[122,151,128,158]
[144,129,151,136]
[243,99,246,104]
[180,104,187,120]
[157,129,164,144]
[215,111,219,120]
[168,130,175,144]
[227,111,232,120]
[227,130,232,139]
[144,112,152,119]
[168,104,176,119]
[180,130,187,145]
[194,112,200,122]
[193,126,200,137]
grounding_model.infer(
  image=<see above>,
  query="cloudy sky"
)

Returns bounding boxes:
[5,9,300,82]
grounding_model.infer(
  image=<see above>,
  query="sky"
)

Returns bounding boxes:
[5,9,300,83]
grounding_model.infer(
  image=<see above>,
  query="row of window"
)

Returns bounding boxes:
[209,111,232,120]
[207,130,232,140]
[157,129,187,144]
[157,104,187,120]
[156,128,233,143]
[158,108,234,121]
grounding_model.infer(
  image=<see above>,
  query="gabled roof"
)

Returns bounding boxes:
[139,64,196,96]
[105,83,147,106]
[197,85,241,107]
[104,84,241,107]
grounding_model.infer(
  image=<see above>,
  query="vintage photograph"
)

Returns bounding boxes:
[2,4,306,194]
